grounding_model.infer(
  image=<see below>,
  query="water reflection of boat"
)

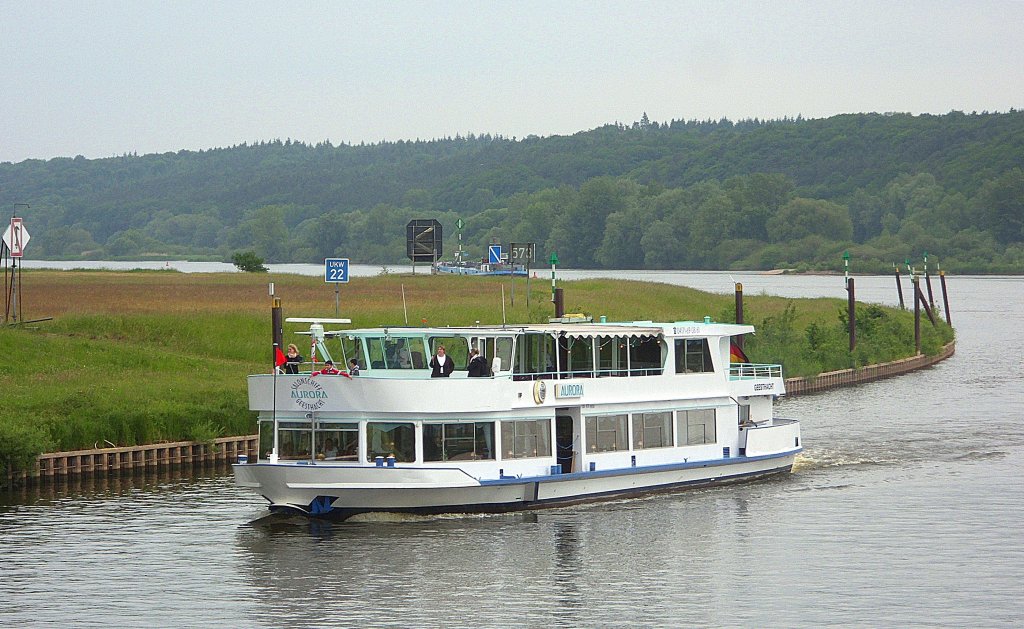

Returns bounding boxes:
[234,316,801,521]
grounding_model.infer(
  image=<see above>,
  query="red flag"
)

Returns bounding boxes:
[274,346,287,368]
[730,342,749,364]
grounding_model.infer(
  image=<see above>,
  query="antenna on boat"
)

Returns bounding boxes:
[402,283,408,325]
[286,317,352,365]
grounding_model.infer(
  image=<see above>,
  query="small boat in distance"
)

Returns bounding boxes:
[433,259,527,276]
[233,316,801,521]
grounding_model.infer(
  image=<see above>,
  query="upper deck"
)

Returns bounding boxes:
[252,319,785,417]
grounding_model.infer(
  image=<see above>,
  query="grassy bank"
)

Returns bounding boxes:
[0,270,953,478]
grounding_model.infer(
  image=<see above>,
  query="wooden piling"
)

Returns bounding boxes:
[553,287,565,318]
[940,270,952,326]
[925,270,936,313]
[913,277,921,354]
[847,277,856,352]
[734,282,744,350]
[785,341,955,395]
[916,282,937,327]
[21,435,260,484]
[894,264,905,309]
[272,296,283,368]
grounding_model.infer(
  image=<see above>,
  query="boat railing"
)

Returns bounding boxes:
[512,367,664,381]
[728,363,782,380]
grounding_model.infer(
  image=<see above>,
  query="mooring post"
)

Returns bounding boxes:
[847,277,856,352]
[939,269,951,326]
[894,263,905,309]
[271,296,283,365]
[913,276,921,355]
[924,252,936,313]
[554,287,565,318]
[549,251,558,306]
[916,282,937,327]
[734,282,744,351]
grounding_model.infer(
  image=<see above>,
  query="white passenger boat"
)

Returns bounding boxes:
[433,260,528,276]
[233,316,801,520]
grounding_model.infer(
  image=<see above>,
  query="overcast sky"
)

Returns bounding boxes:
[1,0,1021,164]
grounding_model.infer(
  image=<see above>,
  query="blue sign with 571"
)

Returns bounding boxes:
[325,258,350,283]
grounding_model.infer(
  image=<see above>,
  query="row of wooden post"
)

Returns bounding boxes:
[733,268,952,357]
[17,435,259,483]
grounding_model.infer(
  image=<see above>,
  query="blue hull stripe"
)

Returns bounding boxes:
[268,455,798,521]
[480,448,801,486]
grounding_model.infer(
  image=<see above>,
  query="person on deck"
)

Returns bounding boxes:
[430,345,455,377]
[348,358,360,376]
[467,348,489,377]
[284,344,303,374]
[313,360,341,376]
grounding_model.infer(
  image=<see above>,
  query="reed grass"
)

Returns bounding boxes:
[0,270,952,480]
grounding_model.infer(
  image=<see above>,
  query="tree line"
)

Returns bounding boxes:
[1,110,1021,272]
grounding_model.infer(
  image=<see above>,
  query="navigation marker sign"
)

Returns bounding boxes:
[325,258,350,283]
[488,244,502,264]
[2,218,30,258]
[324,257,349,317]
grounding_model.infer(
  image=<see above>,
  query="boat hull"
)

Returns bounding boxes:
[234,450,798,521]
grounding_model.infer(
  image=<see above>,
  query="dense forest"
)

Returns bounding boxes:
[1,110,1022,272]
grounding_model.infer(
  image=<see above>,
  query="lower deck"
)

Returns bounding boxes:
[237,446,799,519]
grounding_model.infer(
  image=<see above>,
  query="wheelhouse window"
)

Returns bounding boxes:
[475,336,514,373]
[501,419,552,459]
[366,422,416,462]
[365,336,428,370]
[513,333,557,380]
[316,422,358,461]
[494,337,513,373]
[585,414,628,452]
[338,336,365,372]
[677,409,717,445]
[674,338,714,373]
[629,336,663,375]
[632,411,672,449]
[424,422,495,461]
[428,336,469,370]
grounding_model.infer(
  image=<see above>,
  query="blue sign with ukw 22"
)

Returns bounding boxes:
[324,258,350,283]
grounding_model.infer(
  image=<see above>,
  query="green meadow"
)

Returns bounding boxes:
[0,270,953,479]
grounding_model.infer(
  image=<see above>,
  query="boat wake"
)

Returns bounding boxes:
[792,449,899,472]
[952,450,1008,462]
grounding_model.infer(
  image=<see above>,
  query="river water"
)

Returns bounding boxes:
[2,268,1022,627]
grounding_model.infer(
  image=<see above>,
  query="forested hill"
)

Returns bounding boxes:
[1,110,1022,272]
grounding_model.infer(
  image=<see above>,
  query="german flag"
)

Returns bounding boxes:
[730,341,749,364]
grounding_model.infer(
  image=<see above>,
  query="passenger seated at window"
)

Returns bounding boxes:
[388,340,413,369]
[321,438,339,460]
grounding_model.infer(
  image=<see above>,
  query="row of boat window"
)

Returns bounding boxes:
[327,334,714,377]
[261,409,719,464]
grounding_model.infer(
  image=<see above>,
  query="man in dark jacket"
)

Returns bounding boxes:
[467,348,489,377]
